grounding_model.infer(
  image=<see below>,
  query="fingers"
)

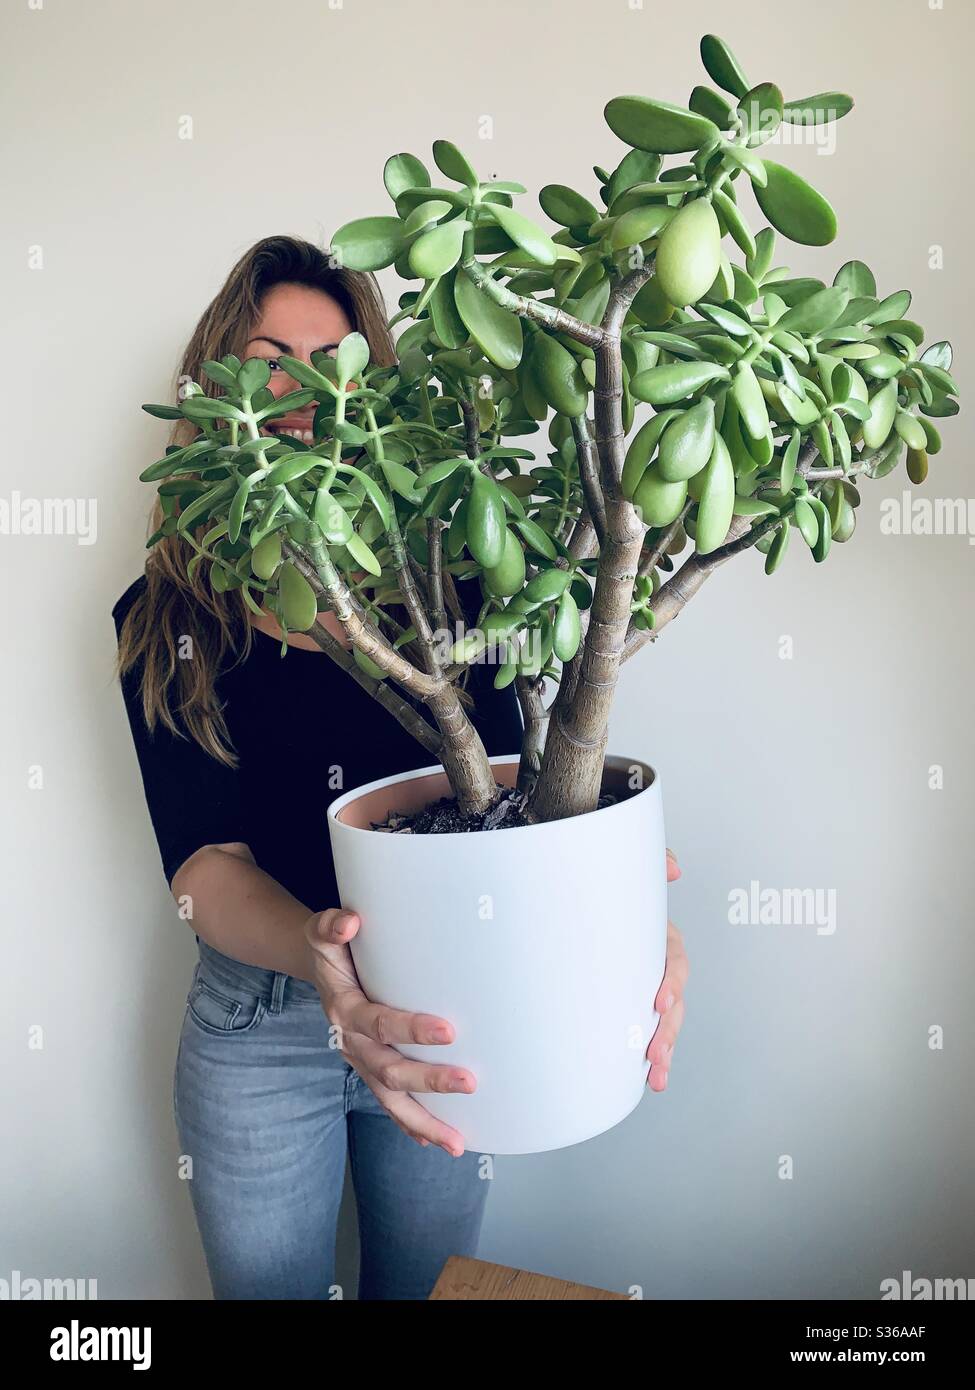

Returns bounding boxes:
[352,1032,476,1098]
[654,919,689,1015]
[342,997,458,1049]
[647,996,685,1072]
[349,1038,471,1156]
[647,919,689,1092]
[666,848,682,883]
[381,1091,468,1157]
[305,908,459,1050]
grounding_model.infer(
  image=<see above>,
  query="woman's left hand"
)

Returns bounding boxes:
[646,849,688,1093]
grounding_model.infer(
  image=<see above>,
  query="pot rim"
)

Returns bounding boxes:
[327,753,659,839]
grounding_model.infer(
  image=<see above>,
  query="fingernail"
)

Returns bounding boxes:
[665,993,675,1011]
[431,1026,452,1043]
[449,1076,471,1092]
[662,1042,672,1058]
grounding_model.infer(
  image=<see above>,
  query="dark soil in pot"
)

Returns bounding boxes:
[371,785,618,835]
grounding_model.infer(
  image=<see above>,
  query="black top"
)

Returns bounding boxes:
[112,576,523,910]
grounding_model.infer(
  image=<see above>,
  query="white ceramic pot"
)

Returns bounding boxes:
[326,754,667,1155]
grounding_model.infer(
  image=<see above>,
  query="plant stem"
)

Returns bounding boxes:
[302,617,442,756]
[571,414,606,546]
[526,264,654,822]
[286,540,498,815]
[515,675,549,795]
[460,243,605,350]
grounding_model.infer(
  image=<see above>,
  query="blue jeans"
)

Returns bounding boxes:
[173,938,492,1300]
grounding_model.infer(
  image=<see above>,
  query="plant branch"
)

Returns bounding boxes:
[285,539,442,697]
[639,503,692,579]
[364,406,441,672]
[459,252,604,349]
[302,616,442,756]
[526,265,654,821]
[571,413,606,546]
[592,261,656,491]
[459,394,482,459]
[515,675,549,795]
[288,541,498,812]
[621,442,845,661]
[426,518,448,634]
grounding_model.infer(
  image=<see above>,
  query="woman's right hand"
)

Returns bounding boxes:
[303,909,474,1157]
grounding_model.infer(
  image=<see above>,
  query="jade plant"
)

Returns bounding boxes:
[139,33,959,825]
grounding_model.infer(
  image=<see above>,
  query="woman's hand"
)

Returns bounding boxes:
[646,849,689,1093]
[303,909,472,1157]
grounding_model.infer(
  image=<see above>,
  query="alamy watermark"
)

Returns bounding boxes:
[880,490,975,544]
[881,1270,974,1300]
[0,492,97,545]
[1,1268,97,1299]
[50,1321,150,1370]
[728,880,837,936]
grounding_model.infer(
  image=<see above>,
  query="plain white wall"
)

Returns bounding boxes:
[2,0,972,1299]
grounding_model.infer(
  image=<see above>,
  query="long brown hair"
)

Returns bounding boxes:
[116,236,396,765]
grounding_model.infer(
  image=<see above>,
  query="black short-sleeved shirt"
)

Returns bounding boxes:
[112,576,523,910]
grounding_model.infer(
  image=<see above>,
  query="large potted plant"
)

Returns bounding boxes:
[137,34,959,1154]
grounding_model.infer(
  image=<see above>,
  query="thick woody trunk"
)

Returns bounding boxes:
[427,685,499,817]
[285,540,498,818]
[526,514,644,821]
[527,266,653,824]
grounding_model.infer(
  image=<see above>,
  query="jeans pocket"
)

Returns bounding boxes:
[187,975,267,1037]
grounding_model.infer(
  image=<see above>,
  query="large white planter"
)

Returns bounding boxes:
[326,754,667,1155]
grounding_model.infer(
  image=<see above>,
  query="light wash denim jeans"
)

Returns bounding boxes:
[174,938,492,1300]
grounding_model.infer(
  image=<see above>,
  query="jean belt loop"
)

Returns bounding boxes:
[269,971,288,1016]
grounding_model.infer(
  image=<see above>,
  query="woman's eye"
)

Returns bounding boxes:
[266,358,281,372]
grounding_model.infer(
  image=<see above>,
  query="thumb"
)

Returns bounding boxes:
[309,908,360,947]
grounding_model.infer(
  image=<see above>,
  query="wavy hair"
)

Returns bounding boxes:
[116,236,396,764]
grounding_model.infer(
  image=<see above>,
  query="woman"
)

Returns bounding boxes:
[114,235,688,1301]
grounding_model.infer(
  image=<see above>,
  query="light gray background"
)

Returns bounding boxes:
[2,0,972,1300]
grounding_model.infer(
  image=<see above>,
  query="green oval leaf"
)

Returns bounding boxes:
[694,435,736,554]
[454,271,523,370]
[654,198,722,307]
[278,562,318,631]
[466,471,507,567]
[689,85,734,128]
[335,332,370,385]
[331,216,406,272]
[609,204,676,251]
[738,83,783,146]
[383,152,431,201]
[553,590,581,662]
[488,203,559,266]
[783,93,854,126]
[237,358,271,397]
[514,516,557,560]
[345,532,382,577]
[604,95,719,155]
[631,360,730,406]
[432,139,478,188]
[754,161,837,246]
[833,260,876,299]
[776,286,850,337]
[539,184,600,228]
[408,220,468,279]
[700,34,750,100]
[522,566,572,605]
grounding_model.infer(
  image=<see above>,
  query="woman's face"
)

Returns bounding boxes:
[245,282,353,443]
